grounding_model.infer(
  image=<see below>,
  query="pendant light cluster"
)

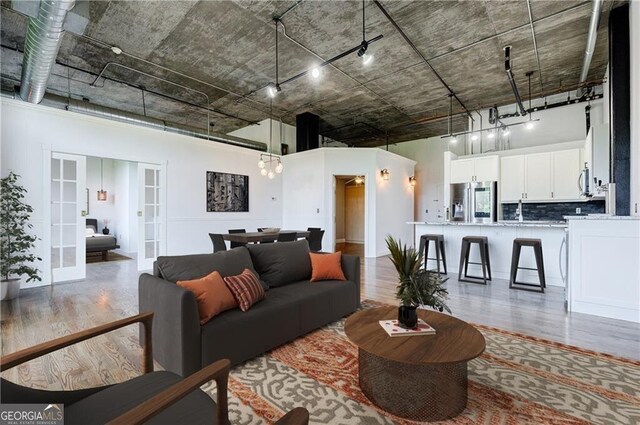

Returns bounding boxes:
[266,0,383,99]
[257,102,284,179]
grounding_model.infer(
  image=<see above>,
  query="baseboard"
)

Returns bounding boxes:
[336,238,346,243]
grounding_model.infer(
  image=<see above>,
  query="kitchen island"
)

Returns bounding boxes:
[408,221,567,287]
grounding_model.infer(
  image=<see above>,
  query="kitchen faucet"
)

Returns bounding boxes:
[515,199,524,222]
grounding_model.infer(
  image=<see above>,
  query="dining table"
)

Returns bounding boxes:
[222,230,310,244]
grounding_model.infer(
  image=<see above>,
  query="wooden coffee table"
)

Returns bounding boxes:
[344,306,485,422]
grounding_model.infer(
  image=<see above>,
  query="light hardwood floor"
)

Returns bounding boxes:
[1,252,639,391]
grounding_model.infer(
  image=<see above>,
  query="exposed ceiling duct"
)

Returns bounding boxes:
[577,0,604,95]
[503,46,528,116]
[20,0,75,103]
[1,90,267,151]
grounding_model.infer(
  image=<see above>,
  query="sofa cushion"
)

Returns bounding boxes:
[247,239,312,288]
[155,247,257,283]
[177,271,238,324]
[65,371,216,425]
[310,251,346,282]
[224,269,265,311]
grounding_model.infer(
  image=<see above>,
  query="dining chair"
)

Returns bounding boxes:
[228,228,246,248]
[307,227,321,232]
[277,232,297,242]
[307,229,325,252]
[209,233,227,253]
[0,313,310,425]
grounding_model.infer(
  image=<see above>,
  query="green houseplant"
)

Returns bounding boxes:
[1,172,41,300]
[386,235,450,328]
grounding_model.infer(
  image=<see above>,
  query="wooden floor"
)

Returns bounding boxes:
[2,252,639,392]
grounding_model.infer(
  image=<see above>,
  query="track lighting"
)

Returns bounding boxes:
[357,40,368,57]
[362,53,374,65]
[450,136,458,144]
[502,127,511,136]
[488,131,495,139]
[525,121,535,130]
[267,83,281,98]
[471,134,479,141]
[310,67,320,79]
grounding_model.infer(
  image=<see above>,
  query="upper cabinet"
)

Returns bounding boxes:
[450,156,499,184]
[499,149,582,202]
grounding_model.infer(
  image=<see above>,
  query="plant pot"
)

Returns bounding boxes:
[1,278,21,301]
[397,305,418,329]
[102,227,110,235]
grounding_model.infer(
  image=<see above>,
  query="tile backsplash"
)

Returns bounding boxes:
[501,200,605,221]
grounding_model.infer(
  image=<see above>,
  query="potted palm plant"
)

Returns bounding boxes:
[1,172,41,300]
[386,235,450,328]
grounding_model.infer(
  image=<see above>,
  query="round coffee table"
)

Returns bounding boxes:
[344,306,485,422]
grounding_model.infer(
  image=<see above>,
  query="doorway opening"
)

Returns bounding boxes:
[334,175,365,257]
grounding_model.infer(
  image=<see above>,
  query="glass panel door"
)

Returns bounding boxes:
[138,164,163,271]
[51,153,86,282]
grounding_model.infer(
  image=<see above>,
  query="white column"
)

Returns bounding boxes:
[630,1,640,215]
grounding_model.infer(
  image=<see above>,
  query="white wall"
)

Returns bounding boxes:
[282,148,415,257]
[1,99,283,287]
[228,118,296,155]
[630,1,640,216]
[390,137,465,222]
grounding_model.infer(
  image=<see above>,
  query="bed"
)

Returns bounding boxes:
[86,219,119,261]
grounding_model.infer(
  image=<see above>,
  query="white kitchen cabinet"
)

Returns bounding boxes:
[500,155,525,202]
[552,149,581,200]
[474,156,500,181]
[450,156,499,183]
[450,158,474,183]
[525,152,552,201]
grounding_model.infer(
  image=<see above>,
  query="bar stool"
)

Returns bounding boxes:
[509,238,546,293]
[458,236,491,285]
[418,234,447,275]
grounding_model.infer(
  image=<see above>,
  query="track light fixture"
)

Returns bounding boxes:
[310,67,320,79]
[525,121,535,130]
[267,83,281,98]
[359,0,374,65]
[488,131,495,139]
[450,136,457,144]
[471,134,479,141]
[357,40,368,57]
[502,127,511,136]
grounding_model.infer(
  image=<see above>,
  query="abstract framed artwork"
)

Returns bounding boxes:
[206,171,249,212]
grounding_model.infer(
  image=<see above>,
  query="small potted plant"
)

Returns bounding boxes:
[386,235,450,328]
[1,172,42,300]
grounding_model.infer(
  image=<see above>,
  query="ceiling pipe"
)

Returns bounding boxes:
[2,89,267,151]
[504,46,527,116]
[20,0,75,103]
[577,0,604,95]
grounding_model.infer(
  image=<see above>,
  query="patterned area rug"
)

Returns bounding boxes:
[202,301,640,424]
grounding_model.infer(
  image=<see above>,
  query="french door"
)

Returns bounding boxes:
[51,153,86,282]
[138,163,164,271]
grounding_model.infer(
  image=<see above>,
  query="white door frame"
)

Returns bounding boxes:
[331,174,369,256]
[137,162,167,271]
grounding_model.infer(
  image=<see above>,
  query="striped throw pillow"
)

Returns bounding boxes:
[224,269,266,311]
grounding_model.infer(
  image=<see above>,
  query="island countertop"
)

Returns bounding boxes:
[407,220,568,228]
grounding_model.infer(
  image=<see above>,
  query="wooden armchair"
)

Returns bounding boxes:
[0,312,309,425]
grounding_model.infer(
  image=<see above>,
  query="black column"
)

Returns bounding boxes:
[296,112,320,152]
[609,4,630,215]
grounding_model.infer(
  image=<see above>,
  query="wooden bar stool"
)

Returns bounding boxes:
[418,234,447,275]
[458,236,491,285]
[509,238,546,293]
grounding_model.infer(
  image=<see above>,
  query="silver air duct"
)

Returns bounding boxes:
[3,90,267,151]
[577,0,603,95]
[20,0,76,103]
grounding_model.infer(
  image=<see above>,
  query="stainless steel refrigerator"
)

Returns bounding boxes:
[449,181,497,223]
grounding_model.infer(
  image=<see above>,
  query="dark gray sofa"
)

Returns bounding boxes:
[139,239,360,376]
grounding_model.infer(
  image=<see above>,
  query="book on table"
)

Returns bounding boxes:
[379,319,436,337]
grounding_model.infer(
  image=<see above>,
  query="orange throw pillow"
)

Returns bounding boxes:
[177,271,238,324]
[309,251,346,282]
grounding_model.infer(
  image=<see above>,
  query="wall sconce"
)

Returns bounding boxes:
[380,168,390,180]
[409,176,417,188]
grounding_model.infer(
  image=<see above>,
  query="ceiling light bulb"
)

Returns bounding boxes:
[488,131,495,139]
[503,128,511,136]
[471,134,479,141]
[111,46,122,55]
[311,67,320,79]
[275,161,283,173]
[258,159,265,169]
[525,121,535,130]
[267,84,281,98]
[260,168,268,176]
[450,136,457,144]
[267,170,275,179]
[362,53,374,66]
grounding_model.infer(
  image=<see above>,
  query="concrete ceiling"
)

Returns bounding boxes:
[0,0,617,147]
